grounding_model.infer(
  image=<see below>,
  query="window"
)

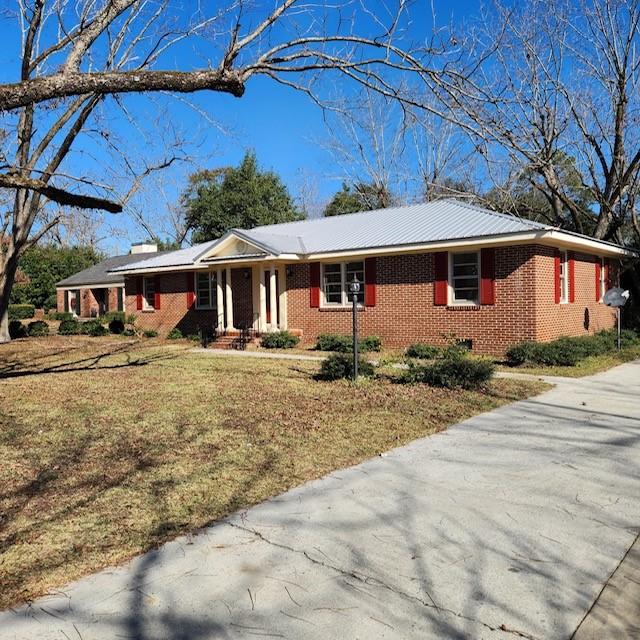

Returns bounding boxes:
[559,250,568,303]
[142,277,155,310]
[195,272,217,309]
[599,257,607,301]
[450,252,480,304]
[321,261,365,306]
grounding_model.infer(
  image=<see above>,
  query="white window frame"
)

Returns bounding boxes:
[195,272,217,310]
[320,261,365,307]
[448,251,480,306]
[599,257,606,302]
[142,276,155,311]
[559,250,569,304]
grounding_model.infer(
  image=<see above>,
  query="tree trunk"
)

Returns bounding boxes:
[0,251,20,343]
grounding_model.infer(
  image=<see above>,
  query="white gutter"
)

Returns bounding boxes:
[56,282,124,291]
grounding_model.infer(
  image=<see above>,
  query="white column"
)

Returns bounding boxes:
[269,264,278,331]
[277,267,287,330]
[259,267,268,333]
[225,266,234,331]
[216,269,224,330]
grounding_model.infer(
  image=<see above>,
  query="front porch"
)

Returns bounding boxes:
[200,262,290,342]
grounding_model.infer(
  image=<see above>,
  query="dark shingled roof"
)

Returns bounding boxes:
[56,252,167,287]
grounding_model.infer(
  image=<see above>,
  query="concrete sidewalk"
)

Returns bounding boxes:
[2,362,639,639]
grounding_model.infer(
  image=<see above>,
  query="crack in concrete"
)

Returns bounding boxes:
[226,521,541,640]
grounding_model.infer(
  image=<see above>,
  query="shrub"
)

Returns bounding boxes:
[167,328,184,340]
[504,330,640,368]
[123,328,136,337]
[404,358,495,390]
[82,320,108,337]
[261,330,300,349]
[27,320,49,337]
[359,335,382,352]
[8,304,35,320]
[406,343,440,359]
[315,333,381,353]
[58,319,81,335]
[9,320,27,339]
[102,311,125,324]
[316,353,375,381]
[186,333,201,342]
[108,319,125,335]
[143,329,158,338]
[49,311,73,321]
[315,333,352,352]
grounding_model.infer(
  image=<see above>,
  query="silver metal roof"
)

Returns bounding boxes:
[110,199,629,273]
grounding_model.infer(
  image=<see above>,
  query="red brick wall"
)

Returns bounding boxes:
[532,247,616,341]
[124,269,254,335]
[286,246,538,354]
[116,244,617,353]
[57,287,123,317]
[286,244,617,355]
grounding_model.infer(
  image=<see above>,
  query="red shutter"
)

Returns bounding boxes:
[434,252,448,306]
[554,251,561,304]
[480,248,496,305]
[364,257,376,307]
[186,272,196,309]
[568,252,576,303]
[136,276,143,311]
[595,259,601,301]
[154,275,161,310]
[309,263,320,308]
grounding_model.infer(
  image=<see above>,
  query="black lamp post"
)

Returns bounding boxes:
[349,275,361,380]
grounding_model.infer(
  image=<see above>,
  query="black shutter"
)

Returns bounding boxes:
[75,290,81,315]
[117,286,124,312]
[64,291,69,313]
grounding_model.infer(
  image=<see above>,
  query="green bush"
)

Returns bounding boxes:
[406,343,440,359]
[143,329,158,338]
[123,328,136,337]
[186,333,201,342]
[49,311,73,321]
[102,311,125,324]
[43,294,58,313]
[316,353,375,381]
[108,319,125,334]
[315,333,381,353]
[404,357,495,390]
[167,328,184,340]
[82,320,108,337]
[58,319,81,335]
[506,329,640,368]
[359,335,382,352]
[8,304,35,320]
[261,330,300,349]
[27,320,49,337]
[9,320,27,339]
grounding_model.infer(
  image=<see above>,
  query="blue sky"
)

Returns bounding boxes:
[0,1,483,254]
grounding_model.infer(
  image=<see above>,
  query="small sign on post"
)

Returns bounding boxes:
[349,276,361,380]
[603,287,630,350]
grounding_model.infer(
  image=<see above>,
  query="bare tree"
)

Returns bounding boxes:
[425,0,640,242]
[0,0,444,341]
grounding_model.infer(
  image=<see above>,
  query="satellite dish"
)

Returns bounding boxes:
[603,287,630,308]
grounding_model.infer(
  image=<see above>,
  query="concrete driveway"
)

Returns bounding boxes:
[2,361,639,639]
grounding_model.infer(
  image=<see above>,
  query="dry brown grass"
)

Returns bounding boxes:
[0,336,547,609]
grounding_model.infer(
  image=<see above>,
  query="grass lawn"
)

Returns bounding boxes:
[0,336,546,610]
[499,344,640,378]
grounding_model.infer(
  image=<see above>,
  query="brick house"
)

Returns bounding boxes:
[97,200,632,354]
[56,243,162,318]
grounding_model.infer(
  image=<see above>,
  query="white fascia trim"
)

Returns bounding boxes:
[111,254,300,276]
[56,283,123,291]
[304,230,634,261]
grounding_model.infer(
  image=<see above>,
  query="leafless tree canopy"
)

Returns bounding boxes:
[0,0,443,340]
